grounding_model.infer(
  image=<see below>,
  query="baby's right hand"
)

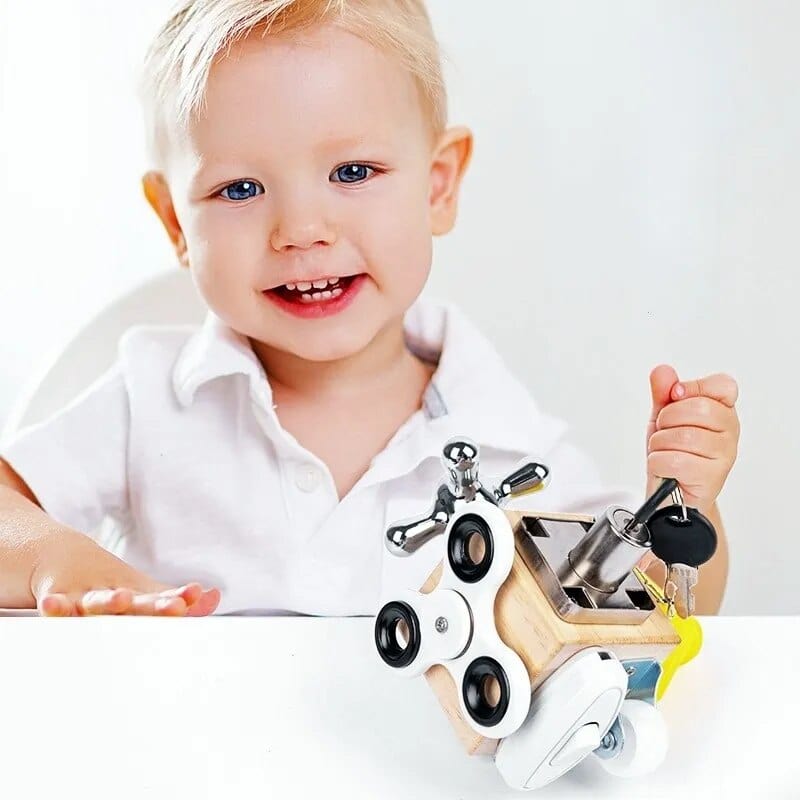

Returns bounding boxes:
[30,529,221,617]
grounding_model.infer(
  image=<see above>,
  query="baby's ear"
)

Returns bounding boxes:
[429,126,473,235]
[142,171,189,268]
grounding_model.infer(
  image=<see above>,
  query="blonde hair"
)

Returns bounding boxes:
[139,0,447,167]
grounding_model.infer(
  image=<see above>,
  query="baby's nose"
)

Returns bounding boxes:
[269,197,336,252]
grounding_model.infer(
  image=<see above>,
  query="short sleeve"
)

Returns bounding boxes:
[0,362,130,534]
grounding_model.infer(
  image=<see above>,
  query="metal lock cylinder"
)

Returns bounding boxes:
[566,506,652,595]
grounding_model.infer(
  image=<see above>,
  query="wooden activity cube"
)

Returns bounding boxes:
[419,508,680,756]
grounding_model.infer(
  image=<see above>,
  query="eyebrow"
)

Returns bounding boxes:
[187,155,254,188]
[318,134,369,151]
[319,133,399,155]
[189,161,238,192]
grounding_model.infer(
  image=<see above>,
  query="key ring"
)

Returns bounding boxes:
[670,484,689,523]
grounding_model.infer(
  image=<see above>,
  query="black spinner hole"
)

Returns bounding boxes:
[374,601,421,668]
[448,514,494,583]
[462,657,510,727]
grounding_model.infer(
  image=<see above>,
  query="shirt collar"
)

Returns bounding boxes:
[172,295,566,464]
[396,295,567,463]
[173,312,272,411]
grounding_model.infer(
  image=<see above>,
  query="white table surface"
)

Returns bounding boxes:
[0,616,797,799]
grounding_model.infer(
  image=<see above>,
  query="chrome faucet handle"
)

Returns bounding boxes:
[493,460,551,505]
[441,438,482,502]
[385,483,457,557]
[384,438,551,557]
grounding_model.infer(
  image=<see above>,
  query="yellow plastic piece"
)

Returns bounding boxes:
[632,567,703,700]
[657,612,703,699]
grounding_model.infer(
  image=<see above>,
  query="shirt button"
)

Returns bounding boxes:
[295,464,321,492]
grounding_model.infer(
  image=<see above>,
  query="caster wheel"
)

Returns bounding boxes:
[494,648,628,791]
[596,699,668,777]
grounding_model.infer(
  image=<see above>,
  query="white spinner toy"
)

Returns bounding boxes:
[374,437,715,791]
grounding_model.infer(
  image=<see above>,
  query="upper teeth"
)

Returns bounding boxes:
[285,277,340,291]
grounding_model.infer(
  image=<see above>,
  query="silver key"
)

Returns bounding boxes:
[666,563,699,618]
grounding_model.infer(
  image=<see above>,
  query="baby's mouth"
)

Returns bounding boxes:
[270,274,358,304]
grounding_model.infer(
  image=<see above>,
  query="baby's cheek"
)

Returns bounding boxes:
[367,207,432,295]
[188,248,246,323]
[189,255,221,303]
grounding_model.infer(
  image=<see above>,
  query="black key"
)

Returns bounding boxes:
[649,505,718,618]
[648,505,718,568]
[625,478,679,532]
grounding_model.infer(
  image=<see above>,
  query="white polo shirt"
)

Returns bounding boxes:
[1,295,639,616]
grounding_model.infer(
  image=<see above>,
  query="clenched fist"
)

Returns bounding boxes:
[645,364,740,514]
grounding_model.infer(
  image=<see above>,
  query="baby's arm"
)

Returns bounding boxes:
[643,366,739,615]
[0,458,219,616]
[697,503,730,613]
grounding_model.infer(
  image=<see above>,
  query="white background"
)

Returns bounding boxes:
[0,1,797,614]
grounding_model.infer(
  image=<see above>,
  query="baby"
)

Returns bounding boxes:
[0,0,739,617]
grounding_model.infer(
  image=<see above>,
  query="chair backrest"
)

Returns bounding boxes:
[3,269,206,438]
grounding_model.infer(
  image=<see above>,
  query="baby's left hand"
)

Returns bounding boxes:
[645,364,740,514]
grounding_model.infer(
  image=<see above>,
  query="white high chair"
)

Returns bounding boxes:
[2,269,205,439]
[0,270,204,616]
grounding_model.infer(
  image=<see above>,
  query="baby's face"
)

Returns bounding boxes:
[156,23,468,363]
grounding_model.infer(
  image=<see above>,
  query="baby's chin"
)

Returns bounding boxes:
[247,339,368,374]
[250,310,405,367]
[254,332,366,368]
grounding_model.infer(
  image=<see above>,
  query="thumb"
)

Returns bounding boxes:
[648,364,680,435]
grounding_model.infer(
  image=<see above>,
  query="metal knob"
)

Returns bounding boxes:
[441,438,481,501]
[385,483,456,557]
[493,460,550,504]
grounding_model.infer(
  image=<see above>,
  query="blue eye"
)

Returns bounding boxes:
[219,180,264,201]
[331,164,374,184]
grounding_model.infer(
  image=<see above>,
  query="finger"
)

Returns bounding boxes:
[648,365,680,427]
[656,397,733,433]
[648,426,727,460]
[186,588,221,617]
[671,373,738,407]
[76,588,134,616]
[646,450,723,496]
[157,583,204,606]
[128,593,189,616]
[636,550,658,572]
[38,593,75,617]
